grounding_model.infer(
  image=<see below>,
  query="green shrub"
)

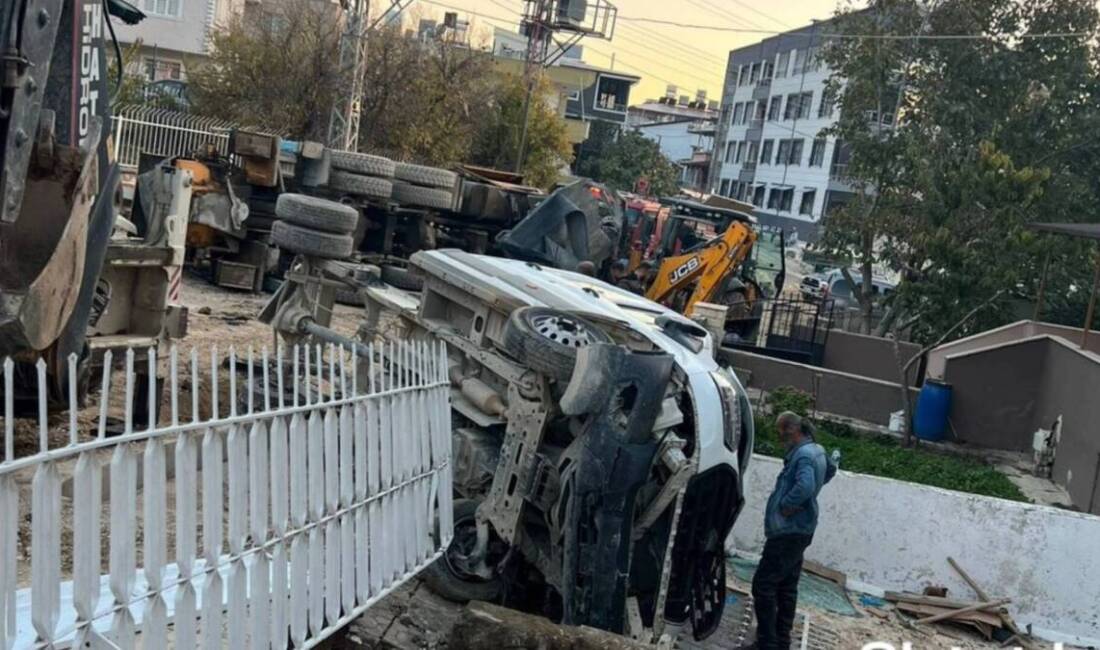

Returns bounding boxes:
[752,412,1027,502]
[767,386,815,418]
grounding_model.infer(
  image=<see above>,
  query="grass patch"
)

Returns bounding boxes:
[757,388,1027,502]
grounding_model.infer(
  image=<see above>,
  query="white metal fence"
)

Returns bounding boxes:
[0,339,453,648]
[112,106,236,171]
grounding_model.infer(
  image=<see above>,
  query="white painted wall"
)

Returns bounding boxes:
[731,455,1100,646]
[636,121,697,164]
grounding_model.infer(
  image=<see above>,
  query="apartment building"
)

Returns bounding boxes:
[710,19,852,240]
[112,0,245,83]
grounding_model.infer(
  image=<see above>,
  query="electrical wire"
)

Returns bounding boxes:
[616,15,1095,40]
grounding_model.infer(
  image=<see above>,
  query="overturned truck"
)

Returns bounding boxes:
[265,198,754,642]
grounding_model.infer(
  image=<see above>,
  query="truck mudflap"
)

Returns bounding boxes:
[557,343,675,633]
[664,464,743,640]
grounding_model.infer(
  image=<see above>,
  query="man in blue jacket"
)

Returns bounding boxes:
[750,412,836,650]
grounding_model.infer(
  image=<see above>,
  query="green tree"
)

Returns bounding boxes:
[468,74,574,189]
[359,24,496,166]
[575,128,680,196]
[820,0,1100,342]
[187,0,347,139]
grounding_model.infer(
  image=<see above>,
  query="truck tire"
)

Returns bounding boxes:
[330,171,394,200]
[380,264,423,291]
[271,221,354,260]
[275,193,359,234]
[394,162,457,188]
[330,150,396,178]
[502,307,612,382]
[424,499,504,603]
[391,182,454,210]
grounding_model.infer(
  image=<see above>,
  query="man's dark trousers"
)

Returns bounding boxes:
[751,533,813,649]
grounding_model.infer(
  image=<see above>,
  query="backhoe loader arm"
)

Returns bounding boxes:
[644,222,757,315]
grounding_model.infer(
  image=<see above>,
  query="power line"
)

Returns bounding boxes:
[684,0,771,32]
[616,20,727,64]
[616,16,1095,40]
[724,0,793,31]
[615,21,727,67]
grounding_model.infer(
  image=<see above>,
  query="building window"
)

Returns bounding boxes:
[742,101,753,124]
[725,141,736,163]
[775,50,791,79]
[776,140,790,166]
[144,58,182,81]
[784,91,813,120]
[747,141,759,163]
[755,101,766,121]
[753,185,766,207]
[732,102,744,125]
[143,0,181,17]
[762,61,774,81]
[760,139,774,165]
[807,46,822,72]
[749,62,761,85]
[594,75,630,112]
[720,179,731,196]
[789,139,804,165]
[736,141,746,163]
[819,87,835,118]
[792,48,809,75]
[738,65,749,86]
[737,183,748,200]
[767,95,782,121]
[800,189,816,216]
[809,138,826,166]
[769,187,794,212]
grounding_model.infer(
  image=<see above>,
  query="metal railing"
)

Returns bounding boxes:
[112,106,236,171]
[0,339,453,648]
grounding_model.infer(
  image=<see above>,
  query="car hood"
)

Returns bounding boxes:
[411,249,719,376]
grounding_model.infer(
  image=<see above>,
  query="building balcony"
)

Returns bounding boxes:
[752,81,772,102]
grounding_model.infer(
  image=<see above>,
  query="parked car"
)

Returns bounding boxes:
[800,274,828,300]
[823,269,896,309]
[361,249,754,643]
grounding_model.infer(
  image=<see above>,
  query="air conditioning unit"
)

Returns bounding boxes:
[556,0,587,26]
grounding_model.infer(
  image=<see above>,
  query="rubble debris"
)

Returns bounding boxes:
[449,601,651,650]
[802,559,847,588]
[947,556,1035,650]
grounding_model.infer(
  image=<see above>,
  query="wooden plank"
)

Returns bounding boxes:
[802,559,846,587]
[915,599,1010,625]
[947,556,1034,650]
[895,602,1004,627]
[884,591,1003,611]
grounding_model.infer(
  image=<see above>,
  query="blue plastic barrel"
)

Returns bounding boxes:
[914,380,952,442]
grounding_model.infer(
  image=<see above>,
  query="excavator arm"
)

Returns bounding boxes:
[644,221,758,315]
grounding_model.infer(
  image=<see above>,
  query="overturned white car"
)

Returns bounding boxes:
[360,249,754,642]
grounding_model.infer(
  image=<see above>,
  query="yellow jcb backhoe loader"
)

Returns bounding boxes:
[642,198,785,341]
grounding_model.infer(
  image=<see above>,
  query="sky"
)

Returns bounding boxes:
[405,0,852,103]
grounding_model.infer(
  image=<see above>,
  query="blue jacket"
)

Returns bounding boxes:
[764,440,836,539]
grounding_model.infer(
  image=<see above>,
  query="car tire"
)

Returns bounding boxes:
[271,221,354,260]
[391,182,454,210]
[330,171,394,200]
[330,150,396,178]
[394,162,457,188]
[274,193,359,234]
[424,499,503,604]
[501,307,612,382]
[380,264,423,291]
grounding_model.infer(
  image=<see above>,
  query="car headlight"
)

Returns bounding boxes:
[712,369,741,453]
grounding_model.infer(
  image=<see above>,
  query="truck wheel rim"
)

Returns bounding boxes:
[530,314,597,348]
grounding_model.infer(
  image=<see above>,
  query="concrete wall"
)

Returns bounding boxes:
[927,320,1100,379]
[731,456,1100,646]
[821,330,922,386]
[1035,341,1100,513]
[942,336,1047,452]
[722,349,918,426]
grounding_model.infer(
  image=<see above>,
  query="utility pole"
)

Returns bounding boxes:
[328,0,415,151]
[514,0,618,174]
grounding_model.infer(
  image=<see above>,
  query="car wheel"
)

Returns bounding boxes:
[391,182,454,210]
[329,171,394,200]
[501,307,613,382]
[424,499,505,603]
[379,264,423,291]
[330,150,396,178]
[394,162,457,188]
[271,221,354,260]
[274,193,360,234]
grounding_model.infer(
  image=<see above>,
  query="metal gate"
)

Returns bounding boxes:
[111,106,235,172]
[0,340,453,648]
